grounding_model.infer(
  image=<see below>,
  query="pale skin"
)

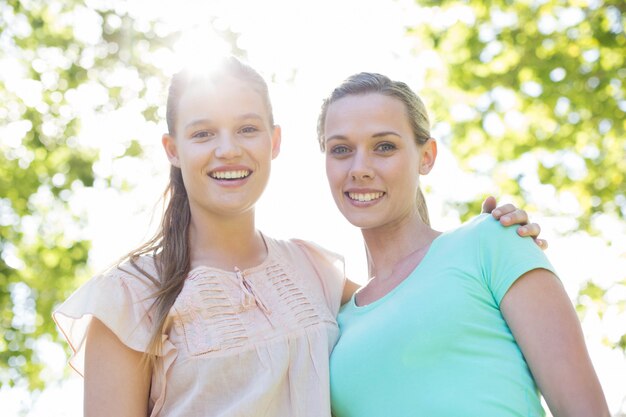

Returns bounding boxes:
[84,319,151,417]
[323,92,609,416]
[81,77,544,416]
[502,271,610,416]
[84,75,283,416]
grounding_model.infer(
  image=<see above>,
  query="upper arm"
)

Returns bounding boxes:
[500,269,609,417]
[84,318,152,417]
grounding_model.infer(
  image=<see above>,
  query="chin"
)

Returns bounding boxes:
[342,214,381,230]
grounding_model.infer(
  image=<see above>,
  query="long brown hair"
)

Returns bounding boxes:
[316,72,431,225]
[121,57,274,367]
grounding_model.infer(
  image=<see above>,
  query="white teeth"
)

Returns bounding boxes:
[348,192,384,202]
[211,170,250,180]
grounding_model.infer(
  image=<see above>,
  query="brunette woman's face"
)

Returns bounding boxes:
[162,75,281,220]
[323,93,435,230]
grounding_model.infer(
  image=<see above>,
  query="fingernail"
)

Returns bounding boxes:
[519,226,527,233]
[501,215,510,222]
[493,210,501,217]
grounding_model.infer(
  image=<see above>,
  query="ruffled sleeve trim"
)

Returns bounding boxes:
[53,257,159,376]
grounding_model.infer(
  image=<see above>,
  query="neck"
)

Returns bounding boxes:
[188,207,266,271]
[362,211,439,281]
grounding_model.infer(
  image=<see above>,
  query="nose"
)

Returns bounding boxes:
[349,151,375,180]
[215,133,242,159]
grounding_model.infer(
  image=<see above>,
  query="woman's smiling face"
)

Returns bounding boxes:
[162,75,281,221]
[323,92,433,231]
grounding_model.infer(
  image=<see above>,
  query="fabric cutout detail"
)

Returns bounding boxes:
[174,269,248,356]
[266,262,327,330]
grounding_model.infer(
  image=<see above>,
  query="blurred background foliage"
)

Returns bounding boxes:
[1,0,184,392]
[0,0,624,412]
[414,0,625,230]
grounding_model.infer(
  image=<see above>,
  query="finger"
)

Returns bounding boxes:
[497,208,529,226]
[481,196,497,214]
[491,203,517,219]
[517,222,541,238]
[532,238,547,250]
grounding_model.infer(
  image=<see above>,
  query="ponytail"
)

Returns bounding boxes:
[121,165,191,368]
[416,188,430,225]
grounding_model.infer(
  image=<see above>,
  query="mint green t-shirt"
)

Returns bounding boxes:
[330,215,556,417]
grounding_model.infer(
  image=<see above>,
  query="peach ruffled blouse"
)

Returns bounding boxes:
[53,237,345,416]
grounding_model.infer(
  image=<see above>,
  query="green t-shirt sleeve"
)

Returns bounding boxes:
[476,215,556,306]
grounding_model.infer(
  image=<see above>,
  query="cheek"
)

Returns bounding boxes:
[325,160,342,187]
[382,162,418,195]
[250,139,274,159]
[180,152,202,170]
[178,146,211,176]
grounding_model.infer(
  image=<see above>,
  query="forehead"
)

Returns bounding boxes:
[177,75,269,122]
[324,93,411,135]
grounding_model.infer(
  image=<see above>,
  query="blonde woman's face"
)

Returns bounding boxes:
[323,93,433,230]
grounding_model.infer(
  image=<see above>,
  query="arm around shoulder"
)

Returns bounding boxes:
[84,318,151,417]
[341,278,361,305]
[500,269,610,417]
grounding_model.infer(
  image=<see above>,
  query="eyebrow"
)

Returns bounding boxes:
[184,113,265,131]
[184,119,211,131]
[238,112,264,121]
[325,131,401,142]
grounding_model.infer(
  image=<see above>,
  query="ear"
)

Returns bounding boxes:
[419,138,437,175]
[162,133,180,167]
[270,125,282,159]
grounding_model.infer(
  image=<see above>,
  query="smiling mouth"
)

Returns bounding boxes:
[209,170,251,180]
[346,192,385,202]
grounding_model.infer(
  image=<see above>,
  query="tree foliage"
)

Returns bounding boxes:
[0,0,180,391]
[411,0,625,231]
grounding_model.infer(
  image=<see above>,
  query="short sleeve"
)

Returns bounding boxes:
[476,215,556,305]
[293,239,346,316]
[52,259,158,376]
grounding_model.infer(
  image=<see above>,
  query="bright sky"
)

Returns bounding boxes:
[2,0,625,415]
